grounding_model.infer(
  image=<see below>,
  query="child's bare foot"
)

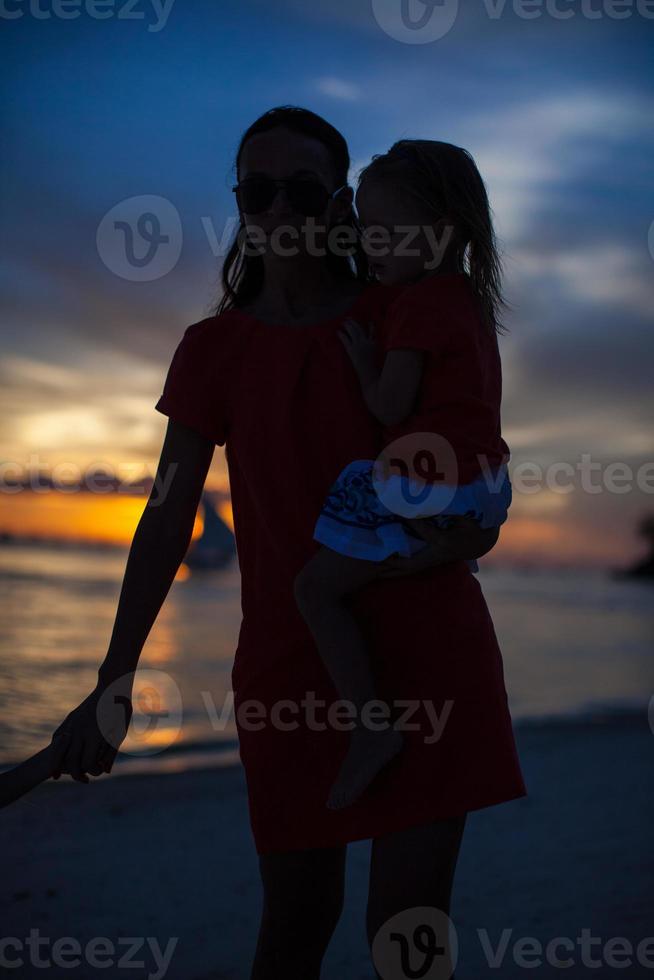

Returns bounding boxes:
[326,726,404,810]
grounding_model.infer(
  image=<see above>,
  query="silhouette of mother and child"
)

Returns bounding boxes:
[3,106,526,979]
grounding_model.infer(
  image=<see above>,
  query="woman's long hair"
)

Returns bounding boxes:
[212,106,370,316]
[358,140,509,336]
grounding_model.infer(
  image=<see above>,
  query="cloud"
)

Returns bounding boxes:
[314,76,362,101]
[514,242,654,319]
[460,90,652,241]
[0,352,163,447]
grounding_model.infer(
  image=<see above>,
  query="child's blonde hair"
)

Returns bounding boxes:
[358,140,509,336]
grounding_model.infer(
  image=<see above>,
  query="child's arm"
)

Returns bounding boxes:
[0,731,72,809]
[339,318,425,426]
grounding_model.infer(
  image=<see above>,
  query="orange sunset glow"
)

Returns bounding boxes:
[0,488,235,549]
[0,479,641,570]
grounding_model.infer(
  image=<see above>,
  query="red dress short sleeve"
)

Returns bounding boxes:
[379,274,456,356]
[378,273,511,485]
[154,316,239,446]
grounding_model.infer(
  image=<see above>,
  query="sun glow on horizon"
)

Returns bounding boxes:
[0,489,203,547]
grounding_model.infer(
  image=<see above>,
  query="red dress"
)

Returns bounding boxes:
[378,271,511,483]
[311,272,513,569]
[154,280,527,855]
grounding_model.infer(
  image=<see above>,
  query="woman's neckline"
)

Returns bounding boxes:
[231,281,378,330]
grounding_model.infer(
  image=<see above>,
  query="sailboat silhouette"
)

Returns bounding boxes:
[613,513,654,580]
[185,491,236,570]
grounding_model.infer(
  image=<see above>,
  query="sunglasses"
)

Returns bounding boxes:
[232,177,349,217]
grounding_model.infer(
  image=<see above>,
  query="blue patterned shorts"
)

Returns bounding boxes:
[313,459,512,573]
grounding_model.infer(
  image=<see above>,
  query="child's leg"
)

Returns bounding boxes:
[293,547,404,810]
[294,546,386,712]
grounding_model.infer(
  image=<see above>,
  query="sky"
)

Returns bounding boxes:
[1,0,653,566]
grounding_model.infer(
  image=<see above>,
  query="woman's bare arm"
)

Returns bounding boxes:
[47,420,215,784]
[96,418,215,687]
[377,517,500,578]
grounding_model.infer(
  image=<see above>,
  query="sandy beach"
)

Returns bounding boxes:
[2,712,652,980]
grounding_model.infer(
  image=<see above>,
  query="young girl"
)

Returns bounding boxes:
[293,139,513,811]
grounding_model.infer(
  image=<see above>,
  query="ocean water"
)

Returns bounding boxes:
[1,542,652,774]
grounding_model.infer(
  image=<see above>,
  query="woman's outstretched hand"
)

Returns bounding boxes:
[49,674,133,783]
[377,516,500,578]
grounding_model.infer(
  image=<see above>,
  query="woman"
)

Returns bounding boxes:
[50,106,526,979]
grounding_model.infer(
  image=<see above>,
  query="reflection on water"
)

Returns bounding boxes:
[0,541,242,769]
[481,566,654,722]
[1,542,653,772]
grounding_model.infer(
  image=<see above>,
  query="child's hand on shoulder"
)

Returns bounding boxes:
[339,318,377,371]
